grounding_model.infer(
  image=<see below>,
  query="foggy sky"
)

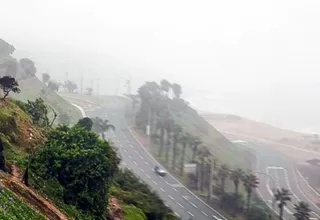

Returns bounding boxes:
[1,0,320,132]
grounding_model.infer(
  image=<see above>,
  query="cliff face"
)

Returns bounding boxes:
[108,196,123,220]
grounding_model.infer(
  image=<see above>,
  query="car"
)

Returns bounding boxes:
[154,166,167,177]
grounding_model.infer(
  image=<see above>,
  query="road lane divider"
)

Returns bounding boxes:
[187,211,194,217]
[152,180,158,185]
[160,188,165,192]
[146,174,151,179]
[190,202,198,209]
[133,161,137,165]
[140,168,144,172]
[168,195,175,200]
[201,211,208,216]
[177,202,184,208]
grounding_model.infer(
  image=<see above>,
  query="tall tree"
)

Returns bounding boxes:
[2,59,18,77]
[172,124,183,170]
[64,80,78,93]
[243,173,259,212]
[230,168,244,196]
[171,83,182,99]
[76,117,93,131]
[42,73,50,84]
[179,133,191,176]
[20,58,36,77]
[218,164,230,193]
[92,117,115,140]
[293,201,311,220]
[160,79,171,96]
[191,137,202,162]
[164,118,174,164]
[0,76,21,100]
[197,147,210,191]
[274,188,291,220]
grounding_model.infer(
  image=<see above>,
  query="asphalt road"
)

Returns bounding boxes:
[227,134,320,220]
[83,101,228,220]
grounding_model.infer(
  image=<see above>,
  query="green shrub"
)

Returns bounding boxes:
[122,204,146,220]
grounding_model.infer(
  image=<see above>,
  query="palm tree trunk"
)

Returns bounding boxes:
[200,159,205,191]
[192,145,197,161]
[180,144,186,176]
[165,131,170,164]
[279,206,283,220]
[235,183,239,195]
[101,132,105,140]
[172,139,177,170]
[158,126,165,157]
[247,192,251,213]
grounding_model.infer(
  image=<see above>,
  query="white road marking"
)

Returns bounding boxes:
[159,176,163,179]
[130,144,134,148]
[212,215,221,220]
[134,150,138,154]
[146,174,151,179]
[177,202,184,208]
[171,183,183,188]
[139,155,144,159]
[168,195,174,200]
[145,161,149,165]
[190,202,198,208]
[126,140,130,144]
[123,149,128,153]
[164,180,170,185]
[174,212,180,218]
[160,188,165,192]
[173,188,178,192]
[128,155,132,159]
[201,211,208,216]
[123,162,127,166]
[140,168,144,172]
[133,161,137,165]
[182,195,188,200]
[152,180,158,185]
[187,211,194,217]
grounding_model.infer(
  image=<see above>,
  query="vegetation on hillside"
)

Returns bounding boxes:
[133,79,313,220]
[0,75,179,220]
[0,38,81,124]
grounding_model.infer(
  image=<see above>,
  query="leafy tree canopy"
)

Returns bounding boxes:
[30,125,120,219]
[20,58,37,77]
[0,76,21,100]
[76,117,93,131]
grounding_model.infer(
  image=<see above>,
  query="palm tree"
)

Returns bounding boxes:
[179,133,191,176]
[230,168,244,195]
[191,138,202,162]
[196,147,210,191]
[243,173,259,212]
[293,201,311,220]
[160,79,171,97]
[164,118,174,164]
[92,117,115,140]
[274,188,291,220]
[171,83,182,99]
[218,164,230,193]
[172,124,182,170]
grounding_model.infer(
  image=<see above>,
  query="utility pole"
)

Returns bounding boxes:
[96,78,100,98]
[80,72,84,95]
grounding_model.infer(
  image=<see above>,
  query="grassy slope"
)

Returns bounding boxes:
[173,105,253,170]
[0,183,46,220]
[10,77,82,124]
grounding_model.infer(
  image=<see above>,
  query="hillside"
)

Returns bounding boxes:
[0,97,178,220]
[0,38,82,124]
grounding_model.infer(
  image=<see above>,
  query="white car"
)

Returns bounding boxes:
[154,166,167,177]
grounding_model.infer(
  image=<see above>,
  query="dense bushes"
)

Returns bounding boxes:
[30,125,120,219]
[112,169,178,220]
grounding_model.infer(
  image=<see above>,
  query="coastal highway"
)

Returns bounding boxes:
[226,134,320,220]
[80,99,227,220]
